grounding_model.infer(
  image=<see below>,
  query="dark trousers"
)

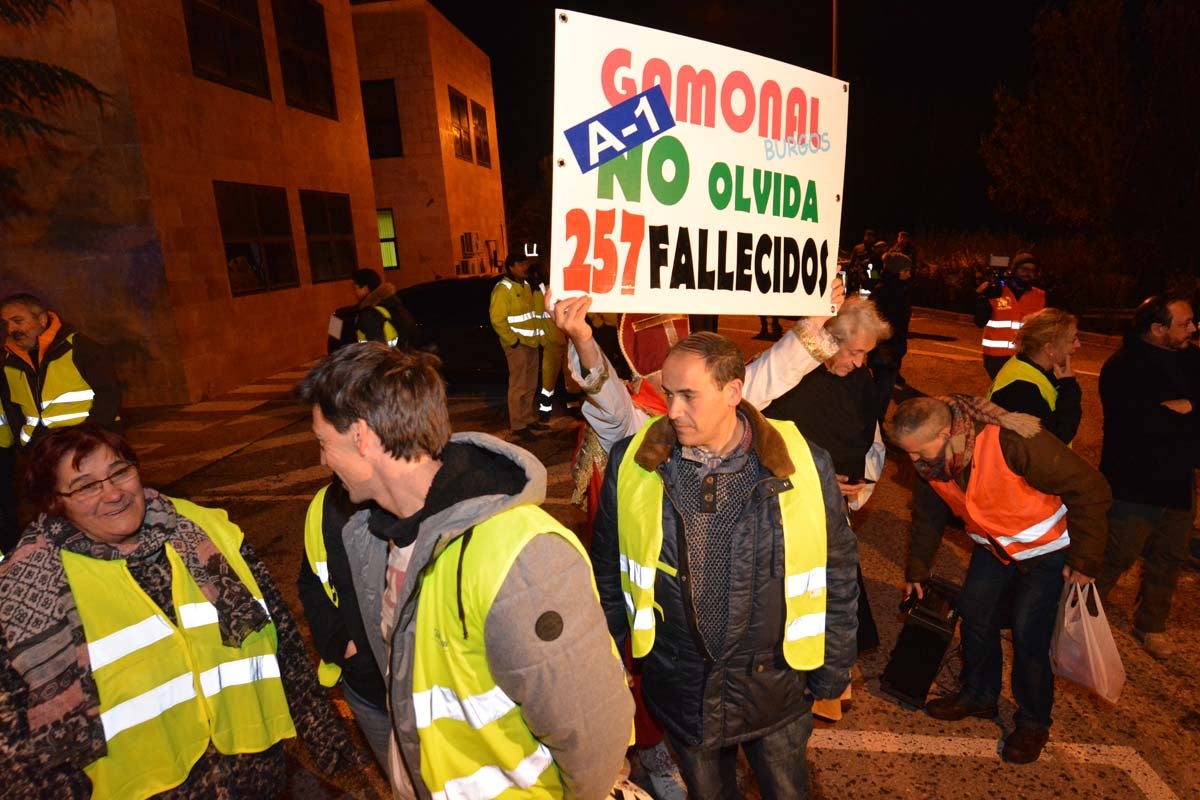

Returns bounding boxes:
[1097,498,1195,633]
[957,546,1066,729]
[668,711,813,799]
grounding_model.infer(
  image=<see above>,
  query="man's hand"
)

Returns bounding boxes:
[836,473,866,501]
[1062,565,1093,586]
[547,288,593,346]
[805,275,846,328]
[903,582,924,601]
[1053,353,1075,379]
[343,640,358,659]
[1161,398,1193,415]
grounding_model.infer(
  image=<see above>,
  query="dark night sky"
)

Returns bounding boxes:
[427,0,1048,241]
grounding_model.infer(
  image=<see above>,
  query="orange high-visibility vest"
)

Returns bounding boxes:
[928,425,1069,563]
[981,286,1045,357]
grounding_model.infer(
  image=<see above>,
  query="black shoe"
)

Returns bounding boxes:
[752,331,772,340]
[513,428,538,443]
[529,421,552,432]
[1001,726,1050,764]
[925,693,998,721]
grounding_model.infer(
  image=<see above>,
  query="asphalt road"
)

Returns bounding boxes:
[123,311,1199,799]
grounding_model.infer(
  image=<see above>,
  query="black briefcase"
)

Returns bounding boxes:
[879,576,962,709]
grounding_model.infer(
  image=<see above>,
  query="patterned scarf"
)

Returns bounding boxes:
[0,489,269,769]
[912,394,1041,482]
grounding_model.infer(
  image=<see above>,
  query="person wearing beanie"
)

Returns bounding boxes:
[974,252,1045,379]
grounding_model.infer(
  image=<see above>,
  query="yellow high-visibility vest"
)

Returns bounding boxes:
[615,417,829,669]
[62,497,296,799]
[5,333,96,445]
[303,485,344,687]
[411,504,623,798]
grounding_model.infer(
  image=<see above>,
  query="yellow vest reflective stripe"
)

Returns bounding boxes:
[303,485,343,687]
[491,279,542,345]
[412,505,619,799]
[5,334,96,444]
[615,417,829,669]
[356,306,400,347]
[0,409,12,448]
[62,497,296,799]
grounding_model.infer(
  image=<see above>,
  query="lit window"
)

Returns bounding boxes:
[471,101,491,167]
[213,181,298,296]
[449,86,472,162]
[377,209,398,269]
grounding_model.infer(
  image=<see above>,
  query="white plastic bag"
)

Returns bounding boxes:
[1050,582,1125,704]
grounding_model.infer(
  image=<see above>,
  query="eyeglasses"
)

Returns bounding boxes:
[58,463,139,501]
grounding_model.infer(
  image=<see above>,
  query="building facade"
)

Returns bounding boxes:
[353,0,507,284]
[1,0,466,406]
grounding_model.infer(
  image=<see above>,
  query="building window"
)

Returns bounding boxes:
[449,86,472,162]
[361,79,403,158]
[213,181,298,296]
[377,209,398,269]
[300,190,357,282]
[182,0,270,98]
[471,101,491,167]
[272,0,337,118]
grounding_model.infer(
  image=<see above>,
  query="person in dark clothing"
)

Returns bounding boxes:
[297,477,389,769]
[764,296,892,663]
[594,332,859,797]
[869,250,914,422]
[1096,295,1200,659]
[351,268,418,348]
[987,307,1082,444]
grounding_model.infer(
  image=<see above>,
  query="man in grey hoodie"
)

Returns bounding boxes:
[298,343,633,799]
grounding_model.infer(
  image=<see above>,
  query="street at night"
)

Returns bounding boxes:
[122,311,1198,799]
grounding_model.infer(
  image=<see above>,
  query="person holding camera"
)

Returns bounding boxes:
[975,253,1045,380]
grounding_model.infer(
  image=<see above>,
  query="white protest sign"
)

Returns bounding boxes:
[551,9,848,315]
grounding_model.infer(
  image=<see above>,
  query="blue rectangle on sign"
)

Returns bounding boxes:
[563,85,676,174]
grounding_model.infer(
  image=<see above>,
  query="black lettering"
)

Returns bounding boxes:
[754,234,772,294]
[782,237,800,292]
[697,228,715,290]
[801,237,819,295]
[670,226,696,289]
[818,240,829,295]
[736,232,754,292]
[649,225,669,289]
[717,230,734,290]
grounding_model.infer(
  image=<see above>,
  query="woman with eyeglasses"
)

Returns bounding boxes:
[0,424,365,798]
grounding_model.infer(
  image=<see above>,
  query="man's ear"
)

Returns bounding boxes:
[350,418,374,456]
[724,377,744,408]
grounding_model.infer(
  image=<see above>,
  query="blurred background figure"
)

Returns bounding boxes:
[870,250,914,423]
[350,268,418,349]
[0,424,362,796]
[489,245,547,441]
[975,252,1045,379]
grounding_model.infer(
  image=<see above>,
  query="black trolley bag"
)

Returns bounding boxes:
[879,575,963,709]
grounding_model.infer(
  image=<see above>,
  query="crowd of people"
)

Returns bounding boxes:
[0,241,1195,798]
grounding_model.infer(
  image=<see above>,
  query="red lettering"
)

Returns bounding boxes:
[600,49,638,107]
[720,71,756,133]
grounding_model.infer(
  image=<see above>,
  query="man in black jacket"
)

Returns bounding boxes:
[296,478,389,769]
[1096,295,1199,659]
[593,332,858,798]
[351,268,418,348]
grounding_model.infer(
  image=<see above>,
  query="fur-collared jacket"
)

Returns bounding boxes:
[593,402,859,750]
